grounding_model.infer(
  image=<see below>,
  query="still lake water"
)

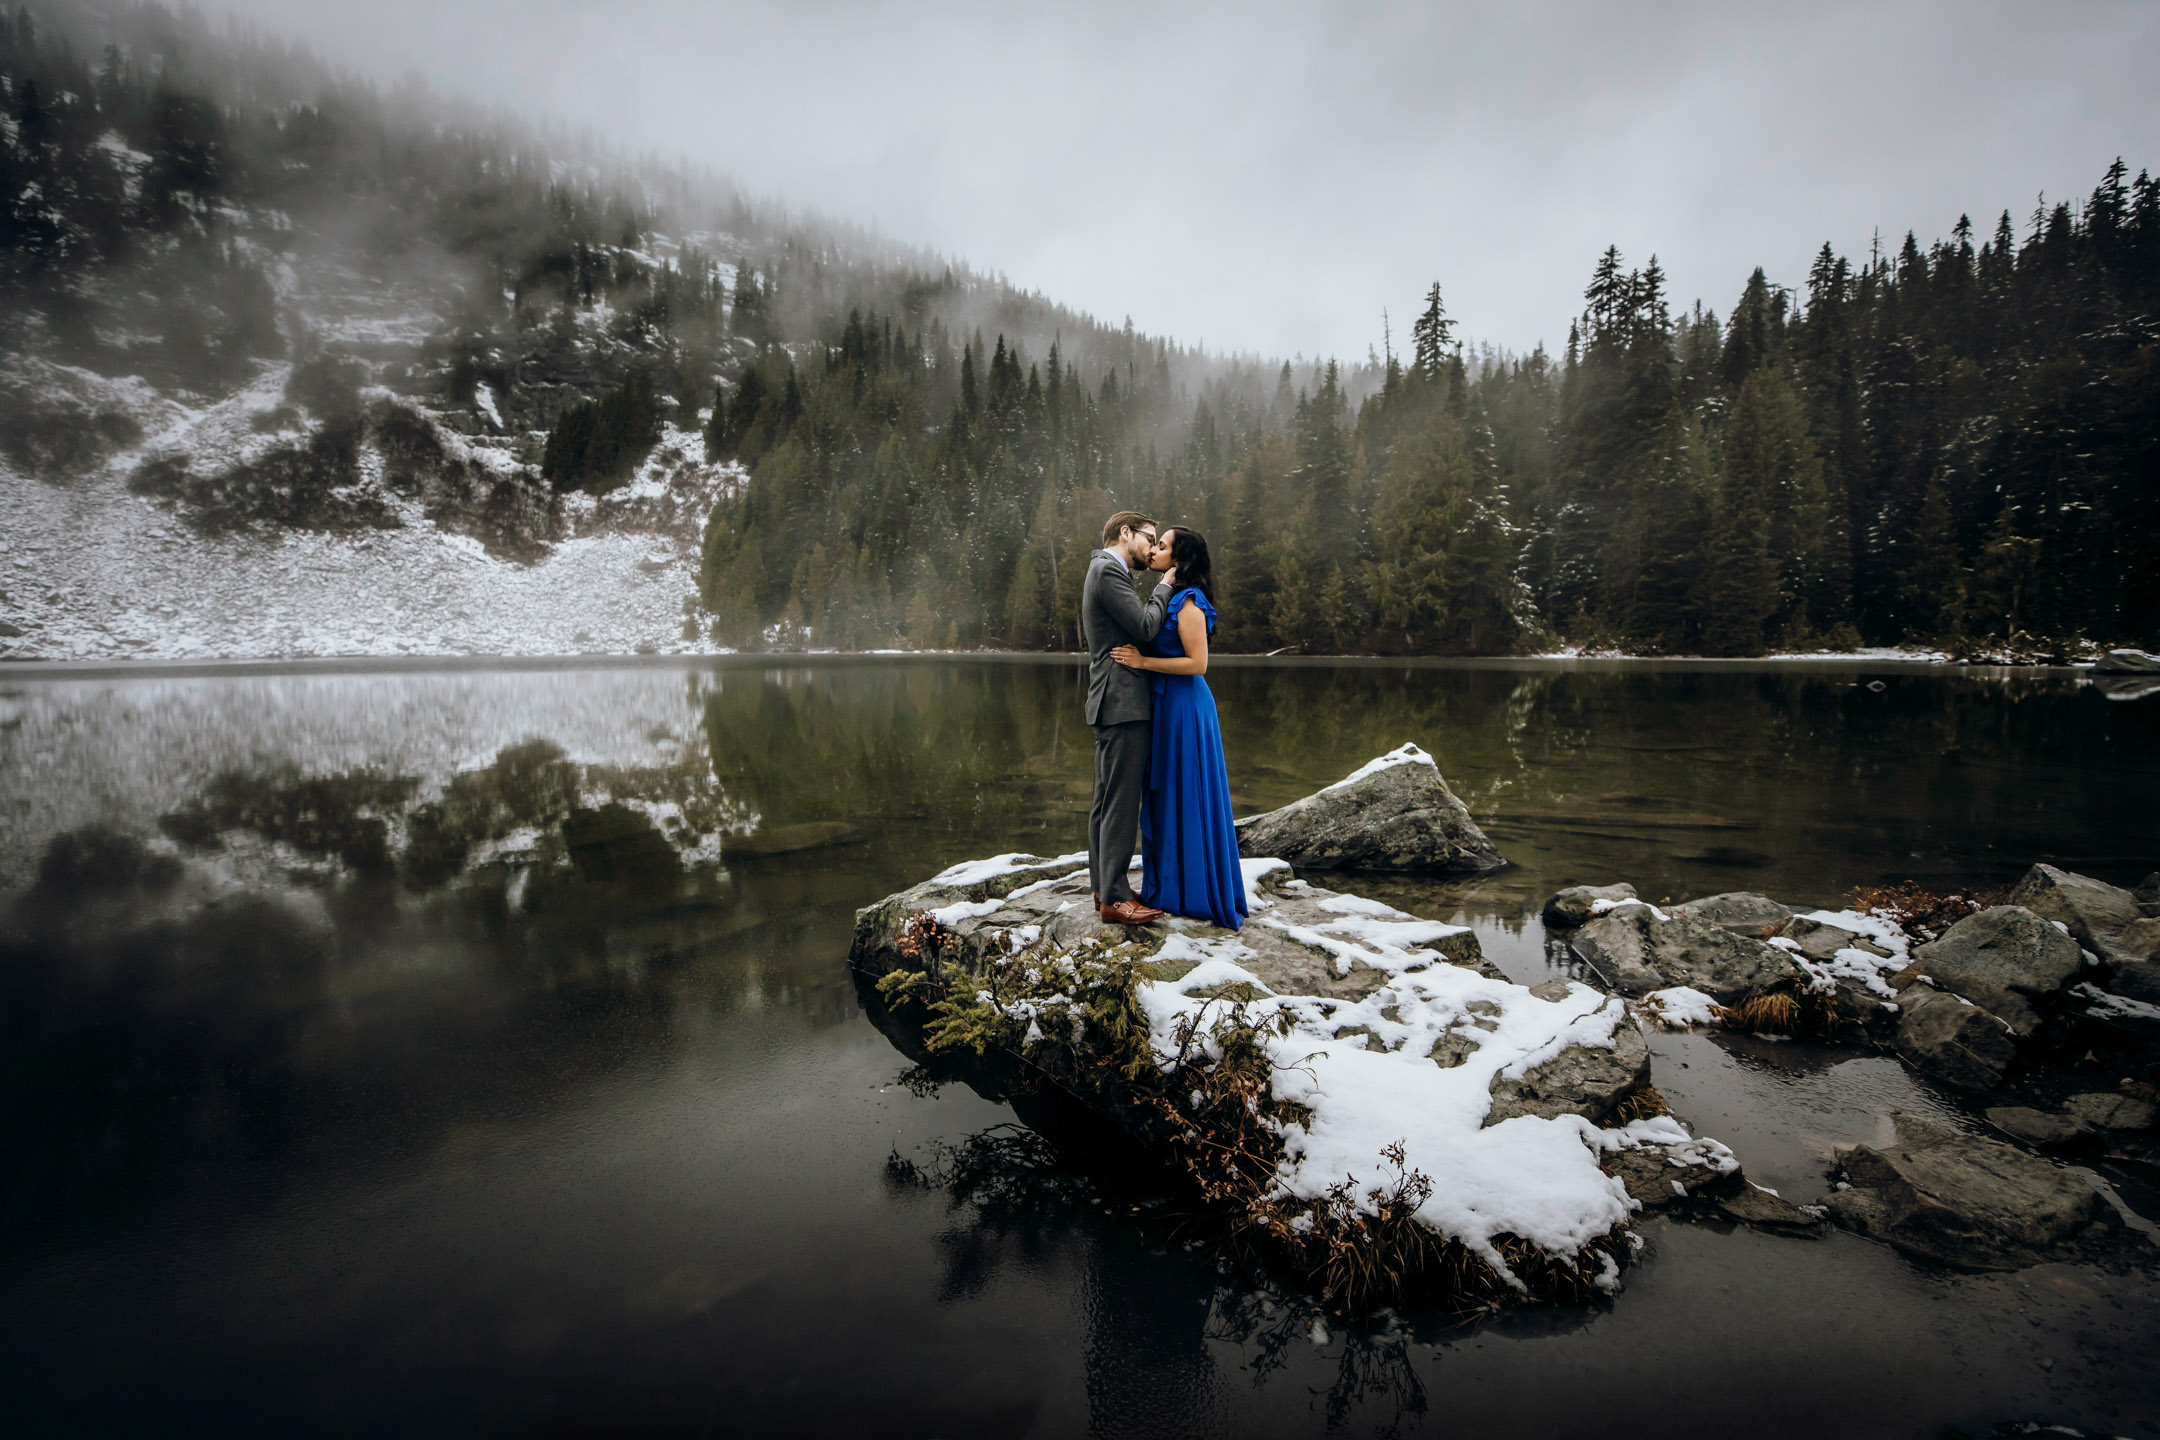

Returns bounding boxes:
[2,656,2156,1437]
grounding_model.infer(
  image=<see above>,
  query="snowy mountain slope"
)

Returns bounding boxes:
[2,218,747,665]
[1,397,741,660]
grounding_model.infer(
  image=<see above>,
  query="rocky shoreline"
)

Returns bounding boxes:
[848,748,1876,1313]
[1545,863,2159,1270]
[850,745,2157,1313]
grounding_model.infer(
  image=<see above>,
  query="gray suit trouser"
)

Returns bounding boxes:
[1089,720,1150,904]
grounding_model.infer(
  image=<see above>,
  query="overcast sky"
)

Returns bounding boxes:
[222,0,2158,362]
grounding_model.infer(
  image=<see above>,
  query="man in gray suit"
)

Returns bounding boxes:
[1083,510,1176,924]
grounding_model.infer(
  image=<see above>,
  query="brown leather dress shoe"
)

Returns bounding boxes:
[1099,899,1167,925]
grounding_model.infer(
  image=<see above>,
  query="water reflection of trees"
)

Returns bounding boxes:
[0,737,850,1255]
[693,658,2153,899]
[702,661,1094,862]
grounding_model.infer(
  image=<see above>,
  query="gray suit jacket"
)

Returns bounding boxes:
[1081,548,1171,727]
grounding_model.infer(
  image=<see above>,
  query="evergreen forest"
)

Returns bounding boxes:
[699,184,2159,657]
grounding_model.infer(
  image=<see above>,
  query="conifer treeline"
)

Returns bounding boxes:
[700,162,2159,655]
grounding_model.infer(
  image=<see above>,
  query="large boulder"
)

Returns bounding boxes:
[2064,1092,2157,1132]
[1670,892,1793,940]
[1235,743,1503,874]
[1568,904,1796,1001]
[1825,1113,2123,1269]
[2007,863,2146,965]
[1892,984,2015,1091]
[1985,1107,2092,1149]
[1909,905,2082,1034]
[1541,882,1636,929]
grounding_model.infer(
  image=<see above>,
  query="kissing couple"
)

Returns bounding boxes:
[1081,510,1248,932]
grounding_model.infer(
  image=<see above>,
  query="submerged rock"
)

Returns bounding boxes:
[2007,863,2146,966]
[1541,883,1637,929]
[1825,1113,2124,1270]
[1715,1185,1824,1230]
[1892,984,2016,1090]
[725,820,864,857]
[1670,892,1793,940]
[1234,744,1504,874]
[2064,1091,2157,1132]
[1567,904,1796,1002]
[1909,905,2082,1035]
[1985,1106,2092,1149]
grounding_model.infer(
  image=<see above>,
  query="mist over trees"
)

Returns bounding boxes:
[2,3,2152,657]
[700,169,2158,656]
[1,1,1275,515]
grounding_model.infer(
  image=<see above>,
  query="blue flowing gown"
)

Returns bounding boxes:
[1140,588,1249,930]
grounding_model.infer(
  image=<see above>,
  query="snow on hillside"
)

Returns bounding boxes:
[0,361,744,661]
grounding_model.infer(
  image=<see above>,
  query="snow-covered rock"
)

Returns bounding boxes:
[1233,743,1503,875]
[849,833,1755,1303]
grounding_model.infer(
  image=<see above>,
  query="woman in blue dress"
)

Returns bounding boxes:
[1109,528,1248,930]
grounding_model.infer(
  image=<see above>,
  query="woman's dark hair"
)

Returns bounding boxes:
[1166,527,1214,604]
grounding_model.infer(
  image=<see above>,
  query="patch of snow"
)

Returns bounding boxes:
[1322,742,1436,792]
[1239,857,1290,907]
[1590,896,1671,922]
[1641,986,1720,1029]
[930,898,1005,926]
[1789,908,1912,997]
[930,851,1086,888]
[0,443,729,661]
[1316,893,1409,917]
[1121,925,1663,1282]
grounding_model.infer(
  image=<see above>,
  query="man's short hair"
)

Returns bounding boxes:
[1102,510,1155,547]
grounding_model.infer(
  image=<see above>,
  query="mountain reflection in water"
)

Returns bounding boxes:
[0,657,2155,1436]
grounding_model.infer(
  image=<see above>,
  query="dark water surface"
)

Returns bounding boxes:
[2,657,2156,1437]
